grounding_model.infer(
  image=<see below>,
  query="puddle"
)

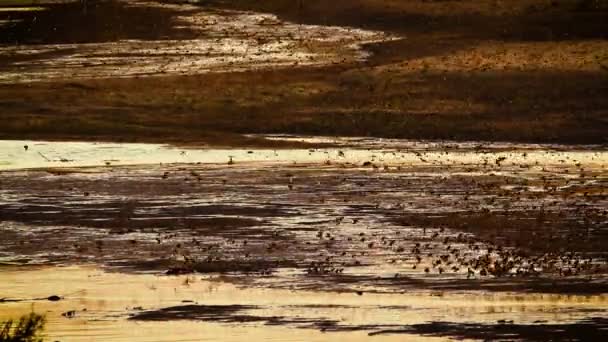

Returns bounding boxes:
[0,266,605,341]
[0,1,392,83]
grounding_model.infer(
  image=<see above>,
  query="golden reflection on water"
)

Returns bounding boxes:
[0,266,606,341]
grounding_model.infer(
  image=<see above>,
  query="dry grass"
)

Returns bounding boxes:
[0,313,45,342]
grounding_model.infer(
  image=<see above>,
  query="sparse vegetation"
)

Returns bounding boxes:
[0,313,45,342]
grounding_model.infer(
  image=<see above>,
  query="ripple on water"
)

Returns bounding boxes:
[0,266,606,341]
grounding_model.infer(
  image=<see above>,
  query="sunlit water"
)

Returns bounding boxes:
[0,266,605,341]
[0,0,392,83]
[0,137,605,171]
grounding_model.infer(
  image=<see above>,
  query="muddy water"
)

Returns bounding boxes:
[0,266,605,341]
[0,0,391,84]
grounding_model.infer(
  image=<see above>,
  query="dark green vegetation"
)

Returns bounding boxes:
[0,313,45,342]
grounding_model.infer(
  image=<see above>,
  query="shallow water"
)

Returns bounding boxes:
[0,138,605,171]
[0,266,605,341]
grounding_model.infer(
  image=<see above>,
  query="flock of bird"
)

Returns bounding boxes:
[300,220,604,280]
[12,143,607,287]
[142,153,605,283]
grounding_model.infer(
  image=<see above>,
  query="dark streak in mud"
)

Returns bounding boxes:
[250,272,608,295]
[129,304,608,340]
[368,317,608,341]
[130,305,259,321]
[391,210,608,257]
[129,304,340,328]
[109,258,296,274]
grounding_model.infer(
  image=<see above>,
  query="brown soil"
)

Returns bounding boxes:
[0,0,606,145]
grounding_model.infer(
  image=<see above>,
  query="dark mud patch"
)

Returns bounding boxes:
[267,273,608,295]
[0,0,201,45]
[369,317,608,341]
[130,304,259,321]
[108,258,296,275]
[205,0,608,41]
[398,276,608,295]
[0,204,269,232]
[129,304,340,327]
[129,304,608,338]
[2,67,607,145]
[392,209,608,257]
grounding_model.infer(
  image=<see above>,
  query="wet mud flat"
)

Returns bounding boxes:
[0,138,607,341]
[0,0,390,83]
